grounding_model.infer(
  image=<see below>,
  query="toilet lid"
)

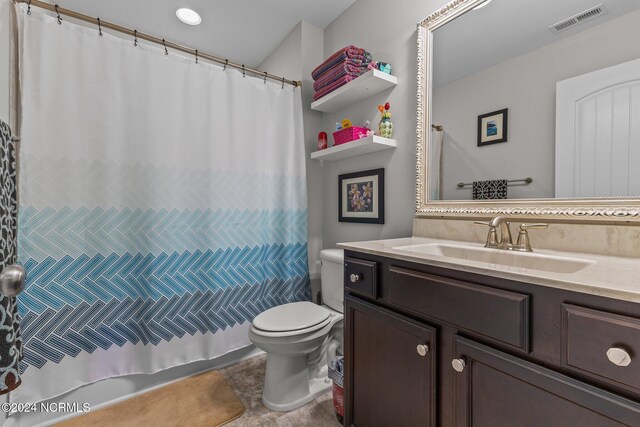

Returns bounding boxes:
[253,302,330,332]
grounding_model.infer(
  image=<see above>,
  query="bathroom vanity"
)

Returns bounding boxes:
[339,237,640,426]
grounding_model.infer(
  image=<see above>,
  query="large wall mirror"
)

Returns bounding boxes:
[416,0,640,222]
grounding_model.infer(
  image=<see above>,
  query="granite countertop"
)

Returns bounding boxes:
[337,236,640,303]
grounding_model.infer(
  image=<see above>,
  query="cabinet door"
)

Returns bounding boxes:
[452,336,640,427]
[345,296,436,427]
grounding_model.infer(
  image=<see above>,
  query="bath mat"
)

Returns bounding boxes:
[56,369,245,427]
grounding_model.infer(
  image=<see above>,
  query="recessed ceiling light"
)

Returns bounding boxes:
[473,0,492,10]
[176,8,202,26]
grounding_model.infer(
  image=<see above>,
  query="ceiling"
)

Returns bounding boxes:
[433,0,640,87]
[44,0,356,68]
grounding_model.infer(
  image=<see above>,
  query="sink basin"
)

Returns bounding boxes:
[392,243,595,274]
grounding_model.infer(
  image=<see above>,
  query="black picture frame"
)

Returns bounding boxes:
[478,108,508,147]
[338,168,385,224]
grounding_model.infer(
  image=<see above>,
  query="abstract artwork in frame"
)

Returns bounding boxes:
[338,168,384,224]
[478,108,508,146]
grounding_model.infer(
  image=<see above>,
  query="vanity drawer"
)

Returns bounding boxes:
[562,304,640,394]
[388,266,529,352]
[344,257,378,299]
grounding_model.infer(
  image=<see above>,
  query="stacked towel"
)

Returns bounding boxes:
[313,60,373,91]
[312,46,372,101]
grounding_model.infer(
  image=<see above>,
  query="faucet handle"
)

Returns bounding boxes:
[519,223,548,231]
[516,223,548,252]
[474,221,498,247]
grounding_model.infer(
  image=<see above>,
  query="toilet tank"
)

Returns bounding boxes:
[319,249,344,313]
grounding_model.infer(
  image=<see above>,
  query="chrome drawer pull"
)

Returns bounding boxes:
[606,347,631,367]
[416,344,429,357]
[452,358,466,372]
[349,273,362,283]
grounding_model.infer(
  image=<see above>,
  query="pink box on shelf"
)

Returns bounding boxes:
[332,127,368,146]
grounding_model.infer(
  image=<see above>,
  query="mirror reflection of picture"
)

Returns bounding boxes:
[477,108,508,146]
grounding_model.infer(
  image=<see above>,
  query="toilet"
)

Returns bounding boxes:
[249,249,344,411]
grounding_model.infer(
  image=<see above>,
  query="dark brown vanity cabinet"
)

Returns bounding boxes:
[452,336,640,427]
[343,251,640,426]
[345,296,437,427]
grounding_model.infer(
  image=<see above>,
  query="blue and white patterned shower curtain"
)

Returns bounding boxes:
[13,5,309,403]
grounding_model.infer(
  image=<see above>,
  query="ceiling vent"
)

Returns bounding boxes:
[549,4,608,34]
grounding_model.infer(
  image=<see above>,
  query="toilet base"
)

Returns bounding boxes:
[261,353,333,412]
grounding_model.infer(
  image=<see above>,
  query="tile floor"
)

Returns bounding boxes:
[221,354,342,427]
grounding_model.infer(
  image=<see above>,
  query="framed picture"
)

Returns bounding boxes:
[478,108,508,146]
[338,168,384,224]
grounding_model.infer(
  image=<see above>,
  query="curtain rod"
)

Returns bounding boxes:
[15,0,302,88]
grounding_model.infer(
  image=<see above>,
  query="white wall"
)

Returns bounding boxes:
[434,9,640,200]
[259,23,303,83]
[320,0,450,249]
[258,21,325,299]
[0,0,11,121]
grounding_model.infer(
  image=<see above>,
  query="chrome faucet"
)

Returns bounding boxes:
[475,216,547,252]
[490,216,513,249]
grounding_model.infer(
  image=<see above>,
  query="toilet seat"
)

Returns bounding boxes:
[252,302,331,337]
[251,317,332,338]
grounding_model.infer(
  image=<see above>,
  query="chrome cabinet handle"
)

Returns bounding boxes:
[607,347,631,367]
[452,358,466,372]
[0,264,26,297]
[349,273,361,283]
[416,344,429,357]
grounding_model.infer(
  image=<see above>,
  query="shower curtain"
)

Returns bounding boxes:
[13,5,309,404]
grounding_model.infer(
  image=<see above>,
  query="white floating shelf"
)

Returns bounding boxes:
[311,69,398,113]
[311,135,397,161]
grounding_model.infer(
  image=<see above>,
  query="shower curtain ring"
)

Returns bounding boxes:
[195,50,198,64]
[263,72,268,84]
[223,59,228,71]
[162,39,168,55]
[27,0,31,15]
[281,77,285,89]
[54,4,62,24]
[242,65,245,78]
[133,30,138,47]
[97,18,103,36]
